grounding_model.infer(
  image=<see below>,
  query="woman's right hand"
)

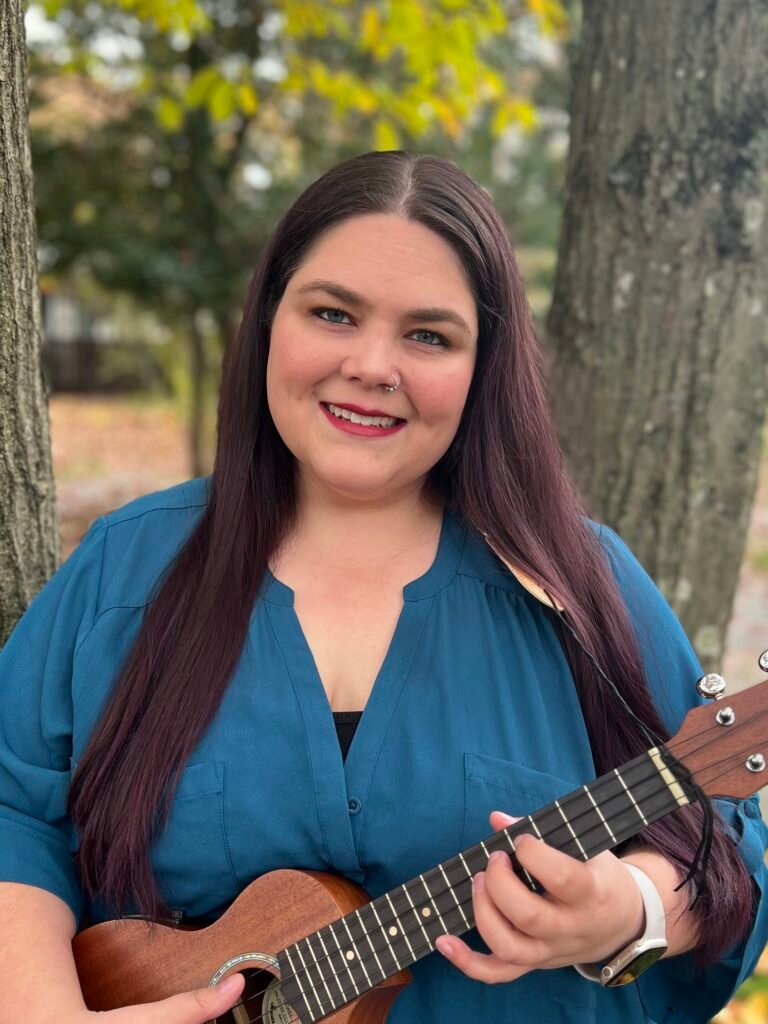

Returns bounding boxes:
[79,972,245,1023]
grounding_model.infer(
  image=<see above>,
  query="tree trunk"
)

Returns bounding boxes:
[546,0,768,673]
[0,0,58,646]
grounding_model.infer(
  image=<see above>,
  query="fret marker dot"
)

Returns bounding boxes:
[421,907,432,917]
[389,926,399,936]
[346,950,356,961]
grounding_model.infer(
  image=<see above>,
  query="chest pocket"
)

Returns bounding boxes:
[149,760,239,918]
[443,751,596,1016]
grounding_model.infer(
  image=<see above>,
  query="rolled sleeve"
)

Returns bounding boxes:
[0,517,107,923]
[596,523,768,1020]
[635,795,768,1023]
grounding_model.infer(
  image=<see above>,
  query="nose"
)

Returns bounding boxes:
[338,332,399,390]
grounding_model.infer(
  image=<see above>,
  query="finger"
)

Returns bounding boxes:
[472,864,550,966]
[489,810,522,830]
[138,972,245,1023]
[514,834,593,905]
[435,934,531,985]
[484,850,563,939]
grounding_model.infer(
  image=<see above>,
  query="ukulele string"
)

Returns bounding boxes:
[542,590,715,901]
[233,739,729,1024]
[237,725,748,1024]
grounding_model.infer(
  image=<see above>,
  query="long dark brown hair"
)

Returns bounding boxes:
[69,151,752,964]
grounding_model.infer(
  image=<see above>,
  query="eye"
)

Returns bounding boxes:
[312,307,352,326]
[310,307,449,347]
[410,328,449,348]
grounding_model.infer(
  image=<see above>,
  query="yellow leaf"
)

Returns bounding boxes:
[156,95,184,131]
[208,79,235,121]
[185,65,219,109]
[360,5,380,48]
[236,82,260,116]
[373,118,400,151]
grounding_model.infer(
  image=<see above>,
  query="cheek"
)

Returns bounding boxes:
[268,322,332,394]
[415,364,474,429]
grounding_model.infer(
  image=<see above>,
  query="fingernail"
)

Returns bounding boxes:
[496,812,520,825]
[473,871,486,892]
[436,937,455,957]
[488,850,507,867]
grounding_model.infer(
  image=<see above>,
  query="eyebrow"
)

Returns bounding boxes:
[294,278,473,336]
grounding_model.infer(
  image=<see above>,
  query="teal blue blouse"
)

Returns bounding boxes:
[1,475,766,1024]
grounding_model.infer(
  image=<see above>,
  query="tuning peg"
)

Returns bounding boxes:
[759,650,768,674]
[696,673,726,700]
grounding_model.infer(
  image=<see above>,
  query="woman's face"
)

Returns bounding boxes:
[266,213,479,505]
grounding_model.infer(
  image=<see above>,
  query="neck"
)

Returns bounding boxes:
[282,478,443,576]
[277,745,691,1022]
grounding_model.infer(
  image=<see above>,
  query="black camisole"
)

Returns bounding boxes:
[332,710,363,761]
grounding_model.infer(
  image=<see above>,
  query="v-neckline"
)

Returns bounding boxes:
[262,506,460,720]
[260,507,466,873]
[261,505,461,610]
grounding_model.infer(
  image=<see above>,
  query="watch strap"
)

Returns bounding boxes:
[573,863,668,986]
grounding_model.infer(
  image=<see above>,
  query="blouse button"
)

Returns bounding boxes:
[744,801,760,820]
[348,797,362,815]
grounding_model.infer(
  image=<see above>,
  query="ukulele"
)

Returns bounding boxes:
[73,669,768,1023]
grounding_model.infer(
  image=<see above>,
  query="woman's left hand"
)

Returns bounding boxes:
[434,810,646,984]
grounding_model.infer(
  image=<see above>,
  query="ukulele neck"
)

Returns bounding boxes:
[278,745,689,1022]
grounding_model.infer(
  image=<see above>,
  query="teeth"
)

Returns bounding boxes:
[327,403,399,428]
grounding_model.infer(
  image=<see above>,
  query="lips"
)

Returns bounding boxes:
[323,401,404,420]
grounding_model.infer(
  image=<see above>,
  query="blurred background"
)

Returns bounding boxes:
[12,1,768,1015]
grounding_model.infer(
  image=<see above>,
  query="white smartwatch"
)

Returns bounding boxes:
[573,863,668,987]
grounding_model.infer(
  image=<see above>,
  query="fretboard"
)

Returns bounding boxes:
[278,744,690,1023]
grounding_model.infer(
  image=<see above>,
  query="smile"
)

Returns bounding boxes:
[319,402,407,438]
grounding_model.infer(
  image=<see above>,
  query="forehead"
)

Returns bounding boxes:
[289,214,478,335]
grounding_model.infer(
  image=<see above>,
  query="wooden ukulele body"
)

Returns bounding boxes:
[72,868,412,1022]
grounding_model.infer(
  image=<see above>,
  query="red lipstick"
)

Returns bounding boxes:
[325,402,403,418]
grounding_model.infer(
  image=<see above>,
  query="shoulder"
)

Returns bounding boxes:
[93,475,211,610]
[585,518,704,731]
[100,475,211,529]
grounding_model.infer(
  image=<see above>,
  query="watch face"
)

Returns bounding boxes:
[604,947,668,987]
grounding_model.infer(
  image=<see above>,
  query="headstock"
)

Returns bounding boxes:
[667,651,768,800]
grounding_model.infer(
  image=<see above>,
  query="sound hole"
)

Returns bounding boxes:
[214,967,299,1024]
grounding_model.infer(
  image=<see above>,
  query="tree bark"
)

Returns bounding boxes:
[0,0,58,646]
[546,0,768,673]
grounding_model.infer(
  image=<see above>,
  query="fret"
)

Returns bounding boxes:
[312,926,347,1006]
[415,872,450,950]
[496,830,540,892]
[294,937,328,1020]
[583,784,617,843]
[277,743,692,1022]
[301,934,336,1017]
[327,919,363,999]
[547,787,613,859]
[339,913,373,990]
[384,891,417,963]
[418,872,451,937]
[614,767,648,824]
[282,943,317,1023]
[438,860,472,930]
[554,799,588,859]
[527,803,578,857]
[367,898,405,973]
[353,907,387,983]
[400,882,435,951]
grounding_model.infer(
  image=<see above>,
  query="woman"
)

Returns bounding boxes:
[0,150,766,1024]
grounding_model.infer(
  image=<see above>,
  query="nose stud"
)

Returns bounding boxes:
[382,372,400,392]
